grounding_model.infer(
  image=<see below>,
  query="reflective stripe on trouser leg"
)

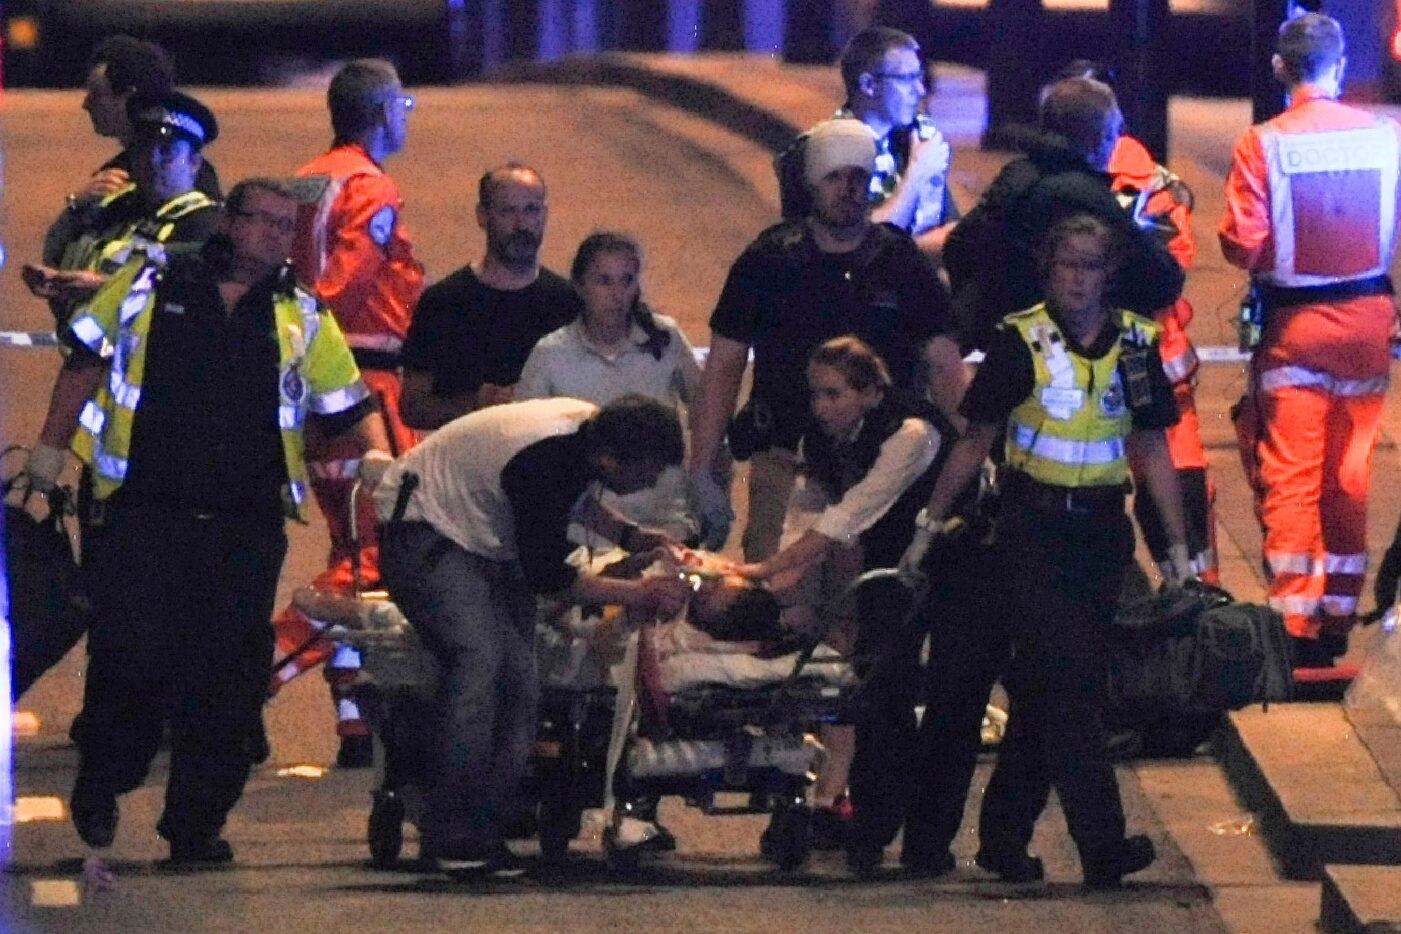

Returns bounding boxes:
[1318,389,1385,634]
[327,664,368,737]
[268,606,334,691]
[1254,379,1330,638]
[267,556,365,693]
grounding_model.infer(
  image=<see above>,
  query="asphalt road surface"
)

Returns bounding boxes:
[1,82,1262,933]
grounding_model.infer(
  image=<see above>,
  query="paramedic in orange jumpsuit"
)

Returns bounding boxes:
[1220,14,1401,665]
[1109,134,1220,585]
[269,59,425,763]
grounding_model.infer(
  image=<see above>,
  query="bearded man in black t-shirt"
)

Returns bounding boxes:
[401,164,583,429]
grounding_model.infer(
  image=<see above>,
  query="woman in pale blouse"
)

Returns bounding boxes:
[517,231,700,541]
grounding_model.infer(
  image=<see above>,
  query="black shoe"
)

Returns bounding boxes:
[164,838,235,868]
[846,844,885,876]
[336,734,375,769]
[901,849,956,878]
[974,848,1045,883]
[1083,835,1155,888]
[70,783,118,849]
[439,844,528,882]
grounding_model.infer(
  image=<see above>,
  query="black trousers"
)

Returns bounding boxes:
[74,492,285,845]
[847,535,1009,854]
[900,540,1012,862]
[976,499,1134,864]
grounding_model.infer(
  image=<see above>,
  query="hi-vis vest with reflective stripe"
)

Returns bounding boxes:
[1260,117,1400,287]
[60,188,216,279]
[1004,304,1158,488]
[68,251,369,522]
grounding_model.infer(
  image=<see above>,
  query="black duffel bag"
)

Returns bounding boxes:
[4,466,86,701]
[1109,583,1295,718]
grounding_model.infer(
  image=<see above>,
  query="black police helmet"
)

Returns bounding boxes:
[127,90,219,150]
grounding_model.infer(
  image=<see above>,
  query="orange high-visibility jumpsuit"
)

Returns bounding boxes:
[270,144,424,736]
[1111,136,1220,584]
[1220,90,1401,639]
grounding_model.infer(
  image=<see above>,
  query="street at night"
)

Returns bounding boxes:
[2,43,1399,934]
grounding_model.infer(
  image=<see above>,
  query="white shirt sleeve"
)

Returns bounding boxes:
[812,418,941,546]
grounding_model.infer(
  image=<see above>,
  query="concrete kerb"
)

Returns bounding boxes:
[1322,865,1401,934]
[1218,706,1401,882]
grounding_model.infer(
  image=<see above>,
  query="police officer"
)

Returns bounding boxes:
[269,59,425,765]
[912,213,1190,887]
[1220,14,1401,664]
[13,90,223,702]
[24,90,222,323]
[23,177,391,865]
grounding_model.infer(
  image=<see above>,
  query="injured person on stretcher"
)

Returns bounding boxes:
[537,544,852,862]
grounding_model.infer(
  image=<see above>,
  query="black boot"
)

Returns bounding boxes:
[974,848,1044,883]
[1083,834,1156,888]
[71,779,117,848]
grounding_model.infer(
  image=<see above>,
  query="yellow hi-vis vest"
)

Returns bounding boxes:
[1003,303,1159,488]
[60,187,217,278]
[68,251,369,522]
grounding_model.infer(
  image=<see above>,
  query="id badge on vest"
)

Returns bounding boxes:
[1040,386,1084,420]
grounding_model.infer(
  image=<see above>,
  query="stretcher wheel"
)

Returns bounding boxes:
[763,804,812,871]
[368,789,405,868]
[602,826,641,874]
[537,798,582,864]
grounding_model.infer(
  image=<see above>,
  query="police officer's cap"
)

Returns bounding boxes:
[128,91,219,150]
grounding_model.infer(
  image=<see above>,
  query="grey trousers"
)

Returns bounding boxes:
[379,521,539,858]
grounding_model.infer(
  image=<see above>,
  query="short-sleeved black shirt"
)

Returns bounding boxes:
[960,308,1179,431]
[709,221,951,450]
[401,265,582,396]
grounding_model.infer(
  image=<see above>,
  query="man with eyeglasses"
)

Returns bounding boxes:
[775,26,959,262]
[22,176,391,866]
[269,58,425,767]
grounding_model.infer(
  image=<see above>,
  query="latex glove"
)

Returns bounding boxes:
[688,470,733,551]
[899,527,935,577]
[900,510,965,575]
[356,450,394,492]
[908,126,952,187]
[23,443,66,494]
[1163,543,1195,587]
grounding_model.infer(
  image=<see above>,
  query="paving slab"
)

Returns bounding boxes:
[1219,706,1401,879]
[1321,865,1401,934]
